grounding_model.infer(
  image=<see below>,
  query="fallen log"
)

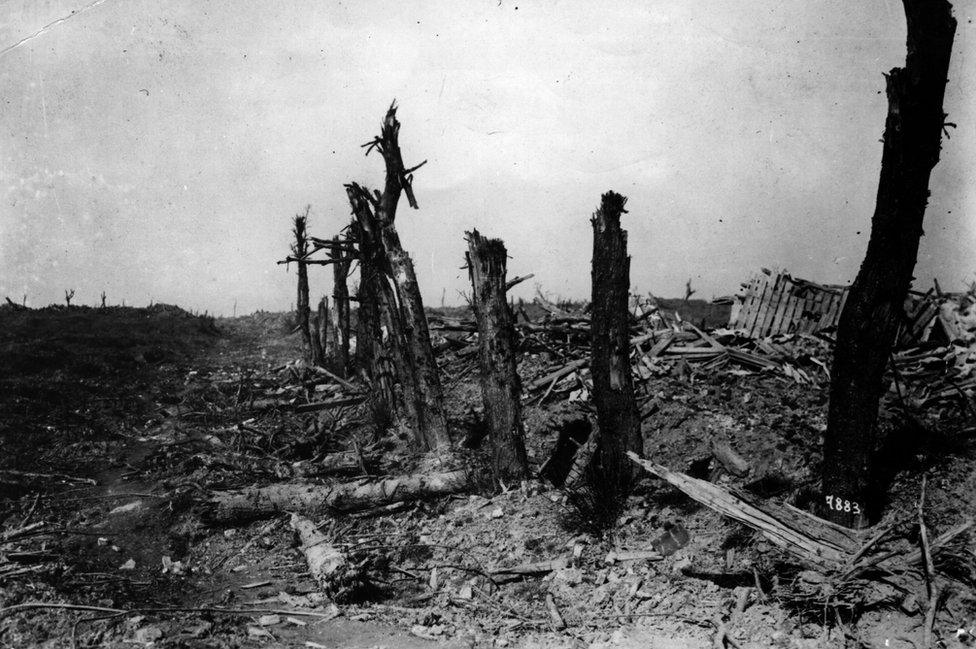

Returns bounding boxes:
[526,359,588,391]
[490,556,569,582]
[627,451,857,567]
[291,513,370,602]
[711,440,751,477]
[292,396,366,413]
[204,469,468,523]
[0,470,96,486]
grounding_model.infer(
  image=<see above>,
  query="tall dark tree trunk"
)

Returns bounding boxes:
[822,0,956,528]
[348,104,451,452]
[312,297,328,368]
[355,251,395,435]
[377,230,450,451]
[348,185,425,444]
[331,236,352,377]
[466,230,529,485]
[590,191,642,492]
[377,273,423,444]
[292,208,313,360]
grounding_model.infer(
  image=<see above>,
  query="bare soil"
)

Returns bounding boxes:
[1,304,974,648]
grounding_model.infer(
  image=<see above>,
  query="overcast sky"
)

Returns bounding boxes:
[1,1,974,314]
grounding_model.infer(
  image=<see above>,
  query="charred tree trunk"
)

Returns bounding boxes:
[465,230,529,484]
[292,207,313,360]
[354,240,395,434]
[331,236,352,377]
[377,230,450,451]
[377,273,424,445]
[822,0,956,529]
[312,296,328,368]
[350,104,451,452]
[348,185,423,442]
[590,191,642,492]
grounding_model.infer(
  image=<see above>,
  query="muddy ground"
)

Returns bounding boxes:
[1,304,974,648]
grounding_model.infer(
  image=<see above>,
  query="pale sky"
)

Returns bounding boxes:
[1,1,974,314]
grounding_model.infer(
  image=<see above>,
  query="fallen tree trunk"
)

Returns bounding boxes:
[204,469,468,523]
[290,513,371,602]
[628,451,858,568]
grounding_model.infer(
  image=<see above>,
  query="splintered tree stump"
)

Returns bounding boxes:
[590,191,642,489]
[348,188,407,436]
[204,469,468,523]
[345,104,451,452]
[465,230,529,484]
[823,0,956,528]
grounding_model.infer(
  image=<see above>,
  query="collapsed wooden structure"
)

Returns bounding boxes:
[727,268,944,345]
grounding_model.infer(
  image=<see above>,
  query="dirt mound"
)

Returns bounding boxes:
[0,305,221,483]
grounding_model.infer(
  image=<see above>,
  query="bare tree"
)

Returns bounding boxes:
[823,0,956,528]
[100,291,106,308]
[292,206,313,359]
[64,289,75,307]
[590,191,642,492]
[346,103,450,452]
[466,230,529,484]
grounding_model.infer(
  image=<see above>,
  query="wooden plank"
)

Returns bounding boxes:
[740,274,764,334]
[755,272,785,338]
[769,278,795,336]
[808,290,826,332]
[781,292,802,334]
[742,274,767,336]
[811,290,828,331]
[795,290,812,333]
[732,275,758,330]
[821,293,840,329]
[802,291,820,333]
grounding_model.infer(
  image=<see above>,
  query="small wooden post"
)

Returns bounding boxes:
[466,230,529,484]
[590,191,642,491]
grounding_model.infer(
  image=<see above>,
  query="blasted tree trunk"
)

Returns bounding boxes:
[357,105,451,452]
[823,0,956,528]
[355,250,395,433]
[466,230,529,484]
[331,238,352,377]
[292,210,313,359]
[312,296,328,367]
[379,229,451,451]
[590,191,642,491]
